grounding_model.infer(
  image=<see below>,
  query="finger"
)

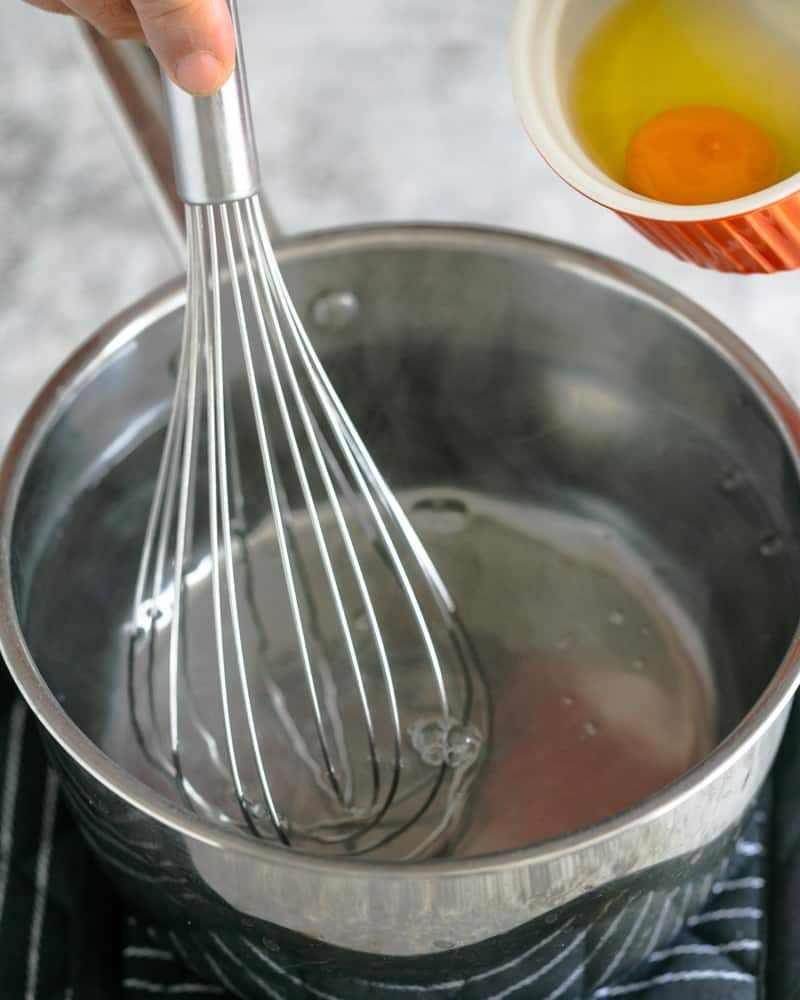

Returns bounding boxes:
[63,0,145,41]
[22,0,75,14]
[130,0,235,96]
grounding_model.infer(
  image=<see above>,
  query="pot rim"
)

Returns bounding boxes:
[2,221,799,879]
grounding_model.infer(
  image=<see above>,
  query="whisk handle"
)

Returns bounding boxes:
[161,0,260,204]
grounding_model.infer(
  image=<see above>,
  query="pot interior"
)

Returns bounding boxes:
[10,228,800,859]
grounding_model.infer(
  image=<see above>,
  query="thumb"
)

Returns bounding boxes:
[131,0,236,96]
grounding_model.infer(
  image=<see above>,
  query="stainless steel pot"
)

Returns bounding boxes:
[2,27,800,1000]
[2,221,800,997]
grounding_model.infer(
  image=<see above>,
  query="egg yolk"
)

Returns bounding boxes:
[625,105,779,205]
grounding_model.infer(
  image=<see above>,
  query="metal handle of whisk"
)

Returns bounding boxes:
[161,0,260,204]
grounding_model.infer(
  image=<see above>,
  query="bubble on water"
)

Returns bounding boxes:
[408,717,482,769]
[632,657,647,672]
[352,610,370,633]
[408,719,447,766]
[608,610,625,626]
[719,469,745,493]
[556,635,571,651]
[446,723,482,768]
[759,534,784,558]
[640,625,651,638]
[583,721,598,738]
[562,695,575,707]
[243,799,267,821]
[309,289,360,329]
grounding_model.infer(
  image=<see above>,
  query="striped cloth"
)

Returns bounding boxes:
[0,656,785,998]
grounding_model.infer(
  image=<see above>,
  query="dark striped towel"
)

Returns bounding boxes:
[0,656,787,998]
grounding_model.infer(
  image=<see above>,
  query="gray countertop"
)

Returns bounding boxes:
[4,0,800,452]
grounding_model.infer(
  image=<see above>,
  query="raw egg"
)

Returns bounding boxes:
[625,105,779,205]
[570,0,800,205]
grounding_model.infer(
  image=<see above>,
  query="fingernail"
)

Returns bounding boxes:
[175,51,227,96]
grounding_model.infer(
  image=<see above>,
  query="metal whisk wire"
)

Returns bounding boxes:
[127,193,484,854]
[127,0,485,858]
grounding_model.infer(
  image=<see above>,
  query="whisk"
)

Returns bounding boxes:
[126,0,486,859]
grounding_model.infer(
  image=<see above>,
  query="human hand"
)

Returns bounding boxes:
[25,0,235,96]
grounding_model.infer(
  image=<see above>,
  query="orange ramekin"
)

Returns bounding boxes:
[510,0,800,274]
